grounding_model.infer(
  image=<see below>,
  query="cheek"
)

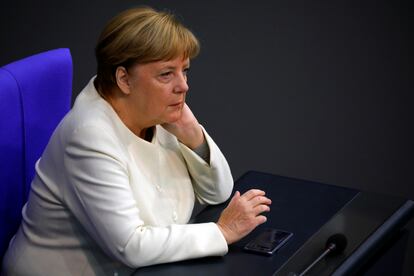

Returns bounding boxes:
[149,89,173,113]
[142,82,165,101]
[158,86,174,104]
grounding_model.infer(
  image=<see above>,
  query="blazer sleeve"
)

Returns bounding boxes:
[63,125,228,268]
[178,125,234,205]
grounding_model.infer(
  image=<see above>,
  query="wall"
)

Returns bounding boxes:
[1,0,412,274]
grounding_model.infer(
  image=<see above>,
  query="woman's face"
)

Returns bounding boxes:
[125,56,190,126]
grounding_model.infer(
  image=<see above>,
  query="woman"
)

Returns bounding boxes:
[2,7,271,276]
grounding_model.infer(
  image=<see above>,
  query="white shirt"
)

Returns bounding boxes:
[2,78,233,276]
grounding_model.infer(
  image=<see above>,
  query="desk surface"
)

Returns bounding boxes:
[134,171,360,275]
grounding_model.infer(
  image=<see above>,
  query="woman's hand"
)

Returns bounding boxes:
[161,103,204,149]
[216,189,271,245]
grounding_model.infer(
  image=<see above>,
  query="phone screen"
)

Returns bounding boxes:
[244,228,293,255]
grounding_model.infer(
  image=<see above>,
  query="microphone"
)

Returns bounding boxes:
[296,233,348,276]
[325,233,347,256]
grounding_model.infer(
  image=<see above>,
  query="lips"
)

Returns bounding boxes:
[169,102,182,107]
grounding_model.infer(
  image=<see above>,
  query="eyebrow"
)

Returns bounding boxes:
[161,64,190,71]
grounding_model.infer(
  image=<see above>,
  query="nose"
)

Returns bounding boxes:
[173,72,189,94]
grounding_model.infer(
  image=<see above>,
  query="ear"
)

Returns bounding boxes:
[115,66,131,95]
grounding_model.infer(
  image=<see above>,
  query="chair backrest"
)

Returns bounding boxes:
[0,48,72,262]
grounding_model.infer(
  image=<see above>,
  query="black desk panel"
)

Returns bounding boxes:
[275,193,413,275]
[133,171,413,276]
[134,171,358,275]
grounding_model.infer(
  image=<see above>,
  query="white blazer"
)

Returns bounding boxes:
[2,78,234,276]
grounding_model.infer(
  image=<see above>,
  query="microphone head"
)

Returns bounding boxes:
[325,233,347,256]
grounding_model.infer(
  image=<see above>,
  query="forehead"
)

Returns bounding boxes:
[136,57,190,72]
[154,56,190,68]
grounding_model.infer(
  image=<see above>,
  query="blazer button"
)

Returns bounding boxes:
[156,185,162,192]
[173,211,178,222]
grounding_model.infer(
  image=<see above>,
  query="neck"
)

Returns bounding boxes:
[104,92,152,140]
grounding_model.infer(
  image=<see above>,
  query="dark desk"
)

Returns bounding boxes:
[134,171,414,276]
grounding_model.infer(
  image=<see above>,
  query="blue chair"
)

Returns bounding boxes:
[0,48,72,264]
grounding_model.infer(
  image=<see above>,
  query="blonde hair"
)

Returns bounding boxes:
[94,7,200,95]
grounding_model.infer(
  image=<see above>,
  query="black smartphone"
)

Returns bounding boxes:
[244,228,293,256]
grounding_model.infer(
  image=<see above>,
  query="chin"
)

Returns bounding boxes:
[165,111,182,123]
[166,116,181,123]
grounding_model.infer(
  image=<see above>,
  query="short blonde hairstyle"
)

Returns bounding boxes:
[94,7,200,95]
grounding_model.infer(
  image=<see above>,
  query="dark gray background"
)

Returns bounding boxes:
[1,0,413,274]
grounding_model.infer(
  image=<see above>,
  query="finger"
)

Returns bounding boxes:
[241,189,265,201]
[251,195,272,207]
[255,215,268,226]
[229,191,241,204]
[253,204,271,214]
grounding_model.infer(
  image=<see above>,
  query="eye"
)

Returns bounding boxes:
[158,71,173,82]
[183,68,190,77]
[160,71,172,77]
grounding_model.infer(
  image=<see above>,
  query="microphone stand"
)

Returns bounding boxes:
[297,243,336,276]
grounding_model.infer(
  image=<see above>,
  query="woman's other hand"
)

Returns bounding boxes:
[161,103,205,149]
[216,189,272,245]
